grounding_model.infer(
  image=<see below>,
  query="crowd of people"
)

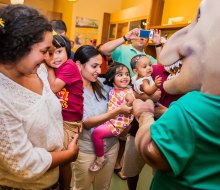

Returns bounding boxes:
[1,1,220,190]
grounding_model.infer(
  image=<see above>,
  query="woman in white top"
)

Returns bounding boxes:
[0,5,78,190]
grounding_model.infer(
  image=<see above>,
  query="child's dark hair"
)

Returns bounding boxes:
[51,20,67,34]
[74,45,106,101]
[0,5,52,63]
[104,62,131,87]
[130,54,146,70]
[52,34,71,59]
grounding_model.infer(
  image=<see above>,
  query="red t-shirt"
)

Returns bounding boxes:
[55,59,83,121]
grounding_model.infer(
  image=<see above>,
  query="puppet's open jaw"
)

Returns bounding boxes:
[164,60,182,80]
[162,59,184,95]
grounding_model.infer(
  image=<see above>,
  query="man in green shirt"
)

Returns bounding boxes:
[133,0,220,189]
[99,28,162,77]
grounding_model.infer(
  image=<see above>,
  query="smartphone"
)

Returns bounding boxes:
[138,29,154,39]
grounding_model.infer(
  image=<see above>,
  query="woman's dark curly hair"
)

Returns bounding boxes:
[74,45,106,101]
[0,5,52,63]
[104,62,131,87]
[52,34,71,59]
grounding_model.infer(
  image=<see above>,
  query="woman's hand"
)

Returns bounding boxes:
[118,104,133,115]
[67,134,79,162]
[50,134,79,169]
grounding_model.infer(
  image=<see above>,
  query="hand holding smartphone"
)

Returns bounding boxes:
[138,29,154,39]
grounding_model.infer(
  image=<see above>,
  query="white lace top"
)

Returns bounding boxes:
[131,75,155,94]
[0,64,64,189]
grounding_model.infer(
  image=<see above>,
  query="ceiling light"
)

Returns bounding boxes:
[10,0,24,4]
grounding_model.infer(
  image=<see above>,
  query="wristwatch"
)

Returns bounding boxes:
[123,35,128,41]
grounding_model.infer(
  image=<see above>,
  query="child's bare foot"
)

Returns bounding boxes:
[133,99,154,121]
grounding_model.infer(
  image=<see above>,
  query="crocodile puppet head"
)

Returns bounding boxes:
[159,0,220,96]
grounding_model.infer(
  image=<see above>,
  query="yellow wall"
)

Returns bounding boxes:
[121,0,148,9]
[25,0,54,12]
[110,3,152,23]
[0,0,54,14]
[0,0,9,4]
[70,0,122,44]
[111,0,152,22]
[53,0,74,38]
[162,0,201,24]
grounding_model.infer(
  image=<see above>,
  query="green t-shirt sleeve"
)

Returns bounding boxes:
[111,45,123,61]
[151,102,195,176]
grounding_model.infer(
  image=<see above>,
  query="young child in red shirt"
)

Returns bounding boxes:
[45,34,83,190]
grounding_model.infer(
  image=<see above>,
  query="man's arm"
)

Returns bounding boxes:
[152,29,163,62]
[99,28,139,56]
[133,99,171,171]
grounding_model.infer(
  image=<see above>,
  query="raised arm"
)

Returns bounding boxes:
[141,76,162,96]
[152,29,163,62]
[142,80,159,96]
[47,66,66,93]
[99,28,139,56]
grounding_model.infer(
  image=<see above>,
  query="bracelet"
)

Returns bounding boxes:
[123,35,128,41]
[155,43,162,48]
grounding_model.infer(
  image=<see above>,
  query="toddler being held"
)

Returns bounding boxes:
[45,34,83,190]
[90,62,134,172]
[130,54,162,97]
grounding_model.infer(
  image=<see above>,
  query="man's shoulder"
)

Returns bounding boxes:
[112,45,131,59]
[115,44,132,51]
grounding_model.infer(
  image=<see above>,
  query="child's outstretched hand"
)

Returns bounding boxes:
[155,75,162,88]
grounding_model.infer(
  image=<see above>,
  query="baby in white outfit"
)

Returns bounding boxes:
[130,54,162,96]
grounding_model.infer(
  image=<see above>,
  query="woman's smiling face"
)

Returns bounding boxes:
[80,54,102,83]
[15,31,52,75]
